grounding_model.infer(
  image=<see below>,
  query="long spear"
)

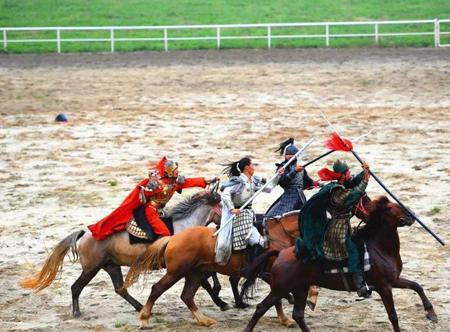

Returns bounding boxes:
[213,137,314,236]
[324,130,445,246]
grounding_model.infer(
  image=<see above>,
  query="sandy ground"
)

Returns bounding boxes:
[0,48,449,332]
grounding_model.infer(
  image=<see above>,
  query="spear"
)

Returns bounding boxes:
[325,131,445,246]
[213,137,314,236]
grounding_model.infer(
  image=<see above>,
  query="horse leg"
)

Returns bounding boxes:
[258,274,294,326]
[376,285,400,332]
[103,262,143,312]
[200,272,231,311]
[392,277,437,322]
[230,275,250,309]
[139,272,182,329]
[71,266,102,318]
[275,299,296,327]
[181,271,217,326]
[292,286,311,332]
[243,291,281,332]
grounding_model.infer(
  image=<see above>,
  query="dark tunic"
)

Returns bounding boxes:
[265,160,314,218]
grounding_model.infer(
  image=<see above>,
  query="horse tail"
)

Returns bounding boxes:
[124,236,171,288]
[240,249,280,301]
[20,230,85,292]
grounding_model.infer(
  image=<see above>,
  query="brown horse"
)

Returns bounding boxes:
[241,196,438,332]
[124,210,314,328]
[20,190,222,317]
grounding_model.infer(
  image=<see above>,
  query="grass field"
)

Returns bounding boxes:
[1,0,449,53]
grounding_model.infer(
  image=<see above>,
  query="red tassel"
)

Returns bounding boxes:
[325,132,353,152]
[148,156,167,177]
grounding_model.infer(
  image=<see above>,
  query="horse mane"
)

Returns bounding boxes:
[353,195,390,241]
[167,190,220,221]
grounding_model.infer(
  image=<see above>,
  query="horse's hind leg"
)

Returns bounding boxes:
[71,266,101,318]
[292,286,311,332]
[243,291,281,332]
[200,272,231,311]
[182,271,217,326]
[139,272,182,329]
[377,285,400,332]
[392,277,437,322]
[103,262,143,312]
[230,275,250,308]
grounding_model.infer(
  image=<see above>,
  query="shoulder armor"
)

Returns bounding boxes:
[146,178,160,191]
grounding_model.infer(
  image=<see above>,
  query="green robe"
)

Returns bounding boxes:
[295,172,365,270]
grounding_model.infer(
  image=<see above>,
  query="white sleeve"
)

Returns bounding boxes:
[221,186,235,211]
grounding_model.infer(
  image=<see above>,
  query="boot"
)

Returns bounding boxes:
[352,270,372,298]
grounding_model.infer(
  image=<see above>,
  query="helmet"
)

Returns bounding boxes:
[164,159,179,178]
[332,160,349,173]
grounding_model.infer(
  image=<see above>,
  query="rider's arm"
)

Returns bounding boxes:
[176,177,207,190]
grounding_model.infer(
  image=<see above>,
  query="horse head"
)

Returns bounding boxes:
[168,190,222,232]
[366,195,415,229]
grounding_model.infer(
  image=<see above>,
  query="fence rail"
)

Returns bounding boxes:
[1,19,450,53]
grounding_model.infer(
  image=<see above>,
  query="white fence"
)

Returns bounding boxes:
[1,18,450,53]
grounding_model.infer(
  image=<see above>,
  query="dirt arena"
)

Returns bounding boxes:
[1,48,449,331]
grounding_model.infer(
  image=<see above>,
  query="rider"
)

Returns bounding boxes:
[296,159,372,298]
[219,157,279,263]
[88,156,218,241]
[265,138,321,218]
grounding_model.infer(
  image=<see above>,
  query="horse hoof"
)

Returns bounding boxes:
[220,303,232,311]
[235,302,251,309]
[72,311,81,319]
[139,321,150,330]
[426,312,438,323]
[202,318,217,327]
[280,318,296,328]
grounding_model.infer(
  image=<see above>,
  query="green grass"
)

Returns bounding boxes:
[0,0,449,53]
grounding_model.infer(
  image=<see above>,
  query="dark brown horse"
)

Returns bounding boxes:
[124,210,320,328]
[20,190,222,317]
[242,196,438,332]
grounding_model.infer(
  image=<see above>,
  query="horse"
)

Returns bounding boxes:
[124,209,312,329]
[20,190,222,317]
[241,196,438,332]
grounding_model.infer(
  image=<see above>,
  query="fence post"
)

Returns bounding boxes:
[164,28,168,52]
[3,29,6,51]
[216,27,221,49]
[267,25,271,49]
[110,28,115,53]
[56,29,61,53]
[325,23,330,47]
[434,18,440,48]
[375,23,379,45]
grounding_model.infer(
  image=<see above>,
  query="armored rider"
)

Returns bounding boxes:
[88,156,218,241]
[265,138,321,218]
[296,159,372,298]
[219,157,279,263]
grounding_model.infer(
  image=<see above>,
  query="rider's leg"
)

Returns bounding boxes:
[346,236,371,298]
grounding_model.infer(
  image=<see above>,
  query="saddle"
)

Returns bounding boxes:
[127,205,174,244]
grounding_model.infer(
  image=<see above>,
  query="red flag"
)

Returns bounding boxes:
[325,132,353,152]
